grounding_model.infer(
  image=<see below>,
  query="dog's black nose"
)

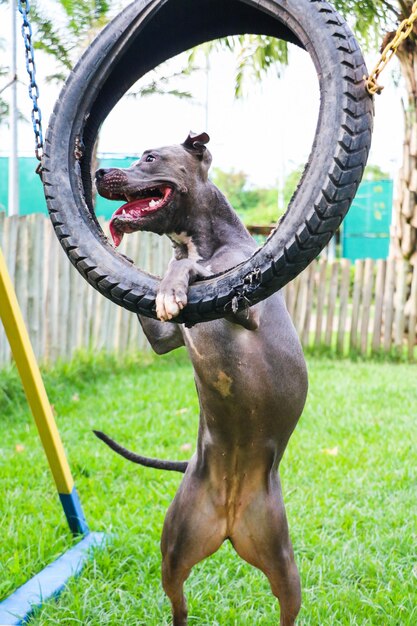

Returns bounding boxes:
[95,168,109,181]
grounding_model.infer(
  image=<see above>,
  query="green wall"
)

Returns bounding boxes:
[342,180,393,261]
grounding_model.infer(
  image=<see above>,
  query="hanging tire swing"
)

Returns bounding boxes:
[43,0,373,326]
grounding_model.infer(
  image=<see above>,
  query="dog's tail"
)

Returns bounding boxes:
[93,430,188,473]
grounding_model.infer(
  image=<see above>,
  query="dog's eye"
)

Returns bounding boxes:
[145,154,156,162]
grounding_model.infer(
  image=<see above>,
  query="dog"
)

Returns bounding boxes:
[94,132,308,626]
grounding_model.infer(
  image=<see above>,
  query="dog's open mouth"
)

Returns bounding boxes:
[109,185,173,247]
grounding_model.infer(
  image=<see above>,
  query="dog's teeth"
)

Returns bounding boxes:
[122,209,126,215]
[149,199,158,208]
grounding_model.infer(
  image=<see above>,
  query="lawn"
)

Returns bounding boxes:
[1,350,416,625]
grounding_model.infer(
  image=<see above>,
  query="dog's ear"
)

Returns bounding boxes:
[182,131,210,158]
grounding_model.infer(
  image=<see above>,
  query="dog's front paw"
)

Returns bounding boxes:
[156,283,188,321]
[156,258,209,322]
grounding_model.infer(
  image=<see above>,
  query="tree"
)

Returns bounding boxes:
[0,0,12,126]
[0,55,9,126]
[0,5,26,129]
[363,164,390,181]
[28,1,122,82]
[30,0,193,99]
[210,167,281,224]
[210,167,249,212]
[189,36,288,98]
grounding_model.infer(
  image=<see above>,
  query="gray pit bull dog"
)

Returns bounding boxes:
[94,132,308,626]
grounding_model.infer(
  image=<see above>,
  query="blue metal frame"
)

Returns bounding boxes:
[59,487,90,536]
[0,533,106,625]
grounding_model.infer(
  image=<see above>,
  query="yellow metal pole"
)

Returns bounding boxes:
[0,246,74,495]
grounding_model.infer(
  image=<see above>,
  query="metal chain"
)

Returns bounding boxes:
[366,1,417,95]
[17,0,44,162]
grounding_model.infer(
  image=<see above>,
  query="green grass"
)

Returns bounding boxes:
[1,350,417,625]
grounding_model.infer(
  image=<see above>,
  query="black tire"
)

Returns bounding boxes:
[43,0,373,326]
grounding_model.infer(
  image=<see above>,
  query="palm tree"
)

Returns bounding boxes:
[0,59,10,126]
[30,0,121,83]
[30,0,193,99]
[188,36,288,98]
[0,0,11,126]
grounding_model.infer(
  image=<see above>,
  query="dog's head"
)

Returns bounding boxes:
[95,132,211,246]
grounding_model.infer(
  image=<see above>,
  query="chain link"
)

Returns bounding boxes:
[366,1,417,95]
[17,0,44,162]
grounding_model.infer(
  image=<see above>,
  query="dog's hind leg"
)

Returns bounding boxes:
[229,475,301,626]
[160,476,226,626]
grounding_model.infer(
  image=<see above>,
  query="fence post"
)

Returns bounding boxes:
[314,259,327,347]
[360,258,374,355]
[324,261,339,347]
[336,258,350,355]
[383,258,396,353]
[302,260,316,349]
[394,260,407,354]
[350,259,364,352]
[408,263,417,361]
[372,259,386,354]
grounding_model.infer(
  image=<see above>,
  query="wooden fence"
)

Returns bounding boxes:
[0,213,416,367]
[283,256,417,360]
[0,212,172,366]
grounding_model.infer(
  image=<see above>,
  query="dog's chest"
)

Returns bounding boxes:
[168,231,202,262]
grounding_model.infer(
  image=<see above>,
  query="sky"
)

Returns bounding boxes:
[0,2,405,189]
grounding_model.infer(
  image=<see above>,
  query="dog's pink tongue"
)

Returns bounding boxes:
[109,218,124,247]
[109,192,167,247]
